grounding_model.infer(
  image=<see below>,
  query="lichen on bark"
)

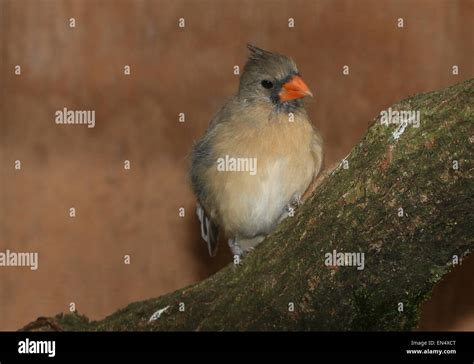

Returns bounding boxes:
[22,79,474,331]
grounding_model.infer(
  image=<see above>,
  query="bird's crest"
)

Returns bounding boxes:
[247,44,275,61]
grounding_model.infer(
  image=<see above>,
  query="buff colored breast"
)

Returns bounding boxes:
[203,107,322,239]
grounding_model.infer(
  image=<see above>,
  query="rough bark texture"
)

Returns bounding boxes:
[23,79,473,331]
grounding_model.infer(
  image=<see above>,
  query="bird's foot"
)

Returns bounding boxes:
[288,193,302,211]
[228,239,259,269]
[281,193,303,220]
[293,193,303,207]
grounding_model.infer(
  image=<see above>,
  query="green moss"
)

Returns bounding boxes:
[54,312,93,331]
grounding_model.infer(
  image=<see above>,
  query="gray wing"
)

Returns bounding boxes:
[190,102,233,257]
[190,136,220,256]
[189,100,233,202]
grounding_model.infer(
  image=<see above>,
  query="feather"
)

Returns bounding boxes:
[247,44,274,60]
[196,203,219,257]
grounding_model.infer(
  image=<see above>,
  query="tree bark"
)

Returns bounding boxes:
[23,79,474,331]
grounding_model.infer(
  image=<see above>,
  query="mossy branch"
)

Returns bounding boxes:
[23,79,474,331]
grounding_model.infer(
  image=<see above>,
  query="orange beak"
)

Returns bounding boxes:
[279,75,313,102]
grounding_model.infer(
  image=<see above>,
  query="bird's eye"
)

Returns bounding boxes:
[261,80,274,89]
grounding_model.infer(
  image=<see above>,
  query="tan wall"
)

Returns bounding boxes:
[0,0,473,331]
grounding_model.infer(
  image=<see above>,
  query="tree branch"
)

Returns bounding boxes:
[23,79,473,331]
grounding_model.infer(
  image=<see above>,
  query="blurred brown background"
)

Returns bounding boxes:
[0,0,473,331]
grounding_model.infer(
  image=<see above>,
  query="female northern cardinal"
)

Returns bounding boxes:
[190,45,323,258]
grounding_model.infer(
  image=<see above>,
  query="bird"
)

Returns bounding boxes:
[190,44,323,258]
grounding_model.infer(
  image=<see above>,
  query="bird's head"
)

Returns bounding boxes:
[238,44,313,112]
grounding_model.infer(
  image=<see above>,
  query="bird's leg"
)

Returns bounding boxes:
[287,193,303,214]
[228,238,244,271]
[228,236,264,268]
[228,237,244,261]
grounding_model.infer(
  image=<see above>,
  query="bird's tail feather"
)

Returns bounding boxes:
[196,203,219,257]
